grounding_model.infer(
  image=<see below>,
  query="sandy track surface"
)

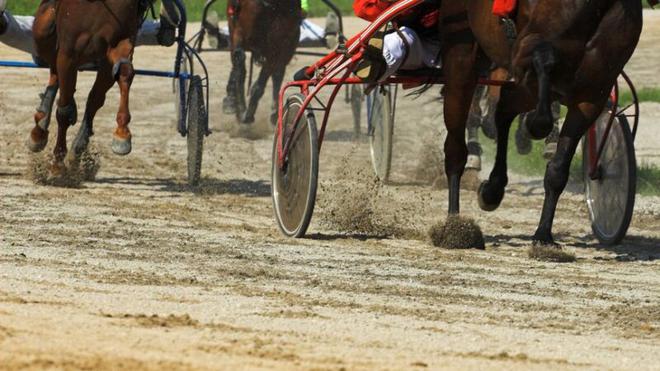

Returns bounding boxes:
[1,14,659,370]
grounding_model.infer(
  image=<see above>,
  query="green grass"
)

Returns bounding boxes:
[620,87,660,106]
[637,162,660,196]
[482,120,660,196]
[481,119,552,177]
[7,0,354,21]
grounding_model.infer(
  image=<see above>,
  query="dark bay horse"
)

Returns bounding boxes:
[437,0,643,245]
[28,0,153,173]
[222,0,301,124]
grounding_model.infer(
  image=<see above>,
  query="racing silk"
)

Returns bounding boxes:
[492,0,517,17]
[353,0,440,37]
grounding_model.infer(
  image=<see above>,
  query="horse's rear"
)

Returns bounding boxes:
[468,0,643,245]
[29,0,148,174]
[223,0,301,124]
[437,0,643,245]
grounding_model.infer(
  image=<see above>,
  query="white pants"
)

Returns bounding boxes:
[382,26,441,81]
[0,11,163,56]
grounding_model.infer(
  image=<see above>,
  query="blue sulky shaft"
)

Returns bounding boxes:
[0,60,192,80]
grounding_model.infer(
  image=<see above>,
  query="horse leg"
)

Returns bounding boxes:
[223,55,240,114]
[477,85,527,211]
[108,39,135,156]
[466,84,484,170]
[232,47,247,121]
[28,71,58,152]
[269,65,286,126]
[52,52,78,174]
[71,63,115,157]
[442,51,478,214]
[523,42,556,140]
[241,64,272,124]
[532,102,601,245]
[28,1,58,152]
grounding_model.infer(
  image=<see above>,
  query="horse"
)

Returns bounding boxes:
[222,0,301,125]
[436,0,643,245]
[27,0,154,174]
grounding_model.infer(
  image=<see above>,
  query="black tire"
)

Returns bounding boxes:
[368,86,393,182]
[271,94,319,238]
[187,75,206,186]
[175,58,190,130]
[583,114,636,245]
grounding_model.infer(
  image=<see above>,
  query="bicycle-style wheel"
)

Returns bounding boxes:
[583,113,636,245]
[368,86,394,182]
[272,94,319,237]
[186,75,207,186]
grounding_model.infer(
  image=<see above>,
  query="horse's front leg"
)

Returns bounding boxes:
[29,70,58,152]
[108,39,135,156]
[29,1,58,153]
[52,51,78,174]
[442,46,477,214]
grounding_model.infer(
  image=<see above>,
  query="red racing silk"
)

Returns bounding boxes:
[353,0,439,28]
[492,0,517,17]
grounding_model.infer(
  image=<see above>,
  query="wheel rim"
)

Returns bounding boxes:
[368,88,391,180]
[584,115,633,242]
[272,98,316,236]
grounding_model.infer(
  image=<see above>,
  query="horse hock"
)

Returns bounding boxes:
[525,42,556,140]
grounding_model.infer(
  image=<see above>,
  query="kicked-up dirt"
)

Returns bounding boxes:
[0,14,659,371]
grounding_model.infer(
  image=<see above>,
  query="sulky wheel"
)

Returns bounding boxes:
[583,113,636,245]
[271,93,319,237]
[186,75,207,186]
[175,55,191,130]
[368,85,394,182]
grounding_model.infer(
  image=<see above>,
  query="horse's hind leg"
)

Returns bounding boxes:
[71,63,115,157]
[108,39,136,156]
[241,64,272,124]
[269,65,286,126]
[523,42,556,140]
[477,85,533,211]
[533,102,601,245]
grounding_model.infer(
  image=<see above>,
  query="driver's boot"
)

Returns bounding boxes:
[324,12,339,49]
[157,0,180,47]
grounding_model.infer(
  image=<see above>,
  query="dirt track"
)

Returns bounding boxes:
[1,14,659,370]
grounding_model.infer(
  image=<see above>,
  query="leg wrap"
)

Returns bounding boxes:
[36,83,59,130]
[56,101,77,127]
[112,58,133,81]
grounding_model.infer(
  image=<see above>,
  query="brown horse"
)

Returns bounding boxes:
[436,0,643,245]
[28,0,153,173]
[222,0,301,124]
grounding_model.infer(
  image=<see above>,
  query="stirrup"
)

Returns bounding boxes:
[355,26,387,83]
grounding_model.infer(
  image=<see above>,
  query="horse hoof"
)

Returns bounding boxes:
[477,181,503,212]
[111,135,132,156]
[525,112,553,140]
[241,114,255,124]
[532,236,560,248]
[222,97,237,114]
[27,128,48,153]
[48,160,66,178]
